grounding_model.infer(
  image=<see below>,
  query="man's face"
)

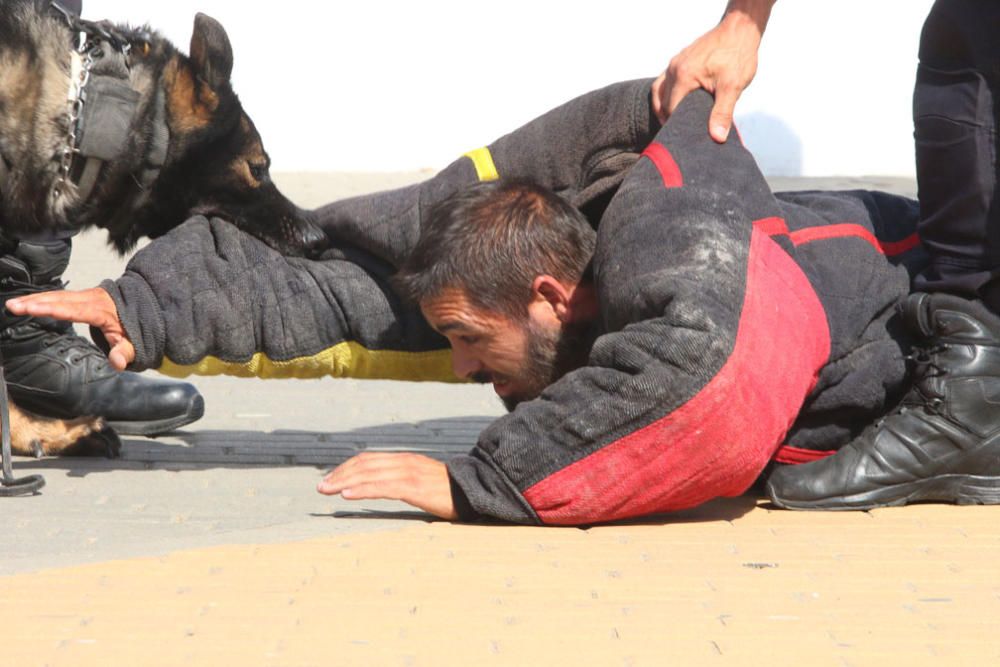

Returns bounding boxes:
[420,287,591,411]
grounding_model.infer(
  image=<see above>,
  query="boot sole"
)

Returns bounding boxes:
[106,394,205,437]
[767,473,1000,511]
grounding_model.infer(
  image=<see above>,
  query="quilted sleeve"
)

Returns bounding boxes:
[102,217,452,381]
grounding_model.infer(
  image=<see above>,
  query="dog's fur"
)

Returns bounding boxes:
[8,405,116,457]
[0,1,324,456]
[0,0,324,254]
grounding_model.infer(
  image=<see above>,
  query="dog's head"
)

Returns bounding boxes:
[129,14,326,257]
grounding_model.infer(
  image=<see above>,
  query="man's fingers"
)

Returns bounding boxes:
[316,453,456,520]
[708,81,741,143]
[340,482,398,500]
[317,452,414,496]
[7,288,96,308]
[708,109,733,143]
[667,82,698,116]
[319,464,411,499]
[650,72,668,124]
[13,299,101,325]
[319,468,406,497]
[656,5,766,140]
[7,287,133,368]
[108,341,135,371]
[666,72,701,118]
[6,288,113,327]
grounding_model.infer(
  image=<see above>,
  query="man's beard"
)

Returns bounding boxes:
[500,320,595,412]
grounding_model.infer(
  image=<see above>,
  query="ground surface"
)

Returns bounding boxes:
[4,175,999,666]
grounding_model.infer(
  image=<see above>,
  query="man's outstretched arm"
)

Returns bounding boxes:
[6,218,453,381]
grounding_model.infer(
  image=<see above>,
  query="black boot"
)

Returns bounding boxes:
[767,292,1000,509]
[0,240,204,435]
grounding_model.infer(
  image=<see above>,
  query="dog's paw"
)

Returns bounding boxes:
[99,427,122,459]
[8,403,109,457]
[59,426,121,458]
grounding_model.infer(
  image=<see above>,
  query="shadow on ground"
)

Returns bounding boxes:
[10,414,761,527]
[12,415,497,477]
[320,495,760,527]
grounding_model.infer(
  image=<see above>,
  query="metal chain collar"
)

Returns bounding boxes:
[50,1,134,204]
[52,39,96,202]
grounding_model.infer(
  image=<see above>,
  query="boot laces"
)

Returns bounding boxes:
[905,343,949,412]
[876,343,949,426]
[47,335,103,363]
[906,343,949,383]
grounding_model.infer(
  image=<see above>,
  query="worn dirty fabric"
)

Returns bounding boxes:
[447,92,920,524]
[101,231,453,380]
[104,83,922,524]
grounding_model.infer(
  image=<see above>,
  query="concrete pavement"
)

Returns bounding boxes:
[4,174,1000,666]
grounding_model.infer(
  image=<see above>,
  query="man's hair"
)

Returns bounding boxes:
[393,180,596,319]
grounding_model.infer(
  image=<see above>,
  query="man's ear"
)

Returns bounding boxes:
[190,13,234,88]
[532,275,573,323]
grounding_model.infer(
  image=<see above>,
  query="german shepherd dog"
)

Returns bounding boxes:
[0,1,327,457]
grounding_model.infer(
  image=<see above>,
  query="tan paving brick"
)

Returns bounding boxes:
[4,499,999,666]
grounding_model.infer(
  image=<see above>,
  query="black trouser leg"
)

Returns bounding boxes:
[912,0,1000,310]
[767,1,1000,510]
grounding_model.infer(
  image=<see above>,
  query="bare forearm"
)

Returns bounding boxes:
[723,0,776,33]
[716,0,776,59]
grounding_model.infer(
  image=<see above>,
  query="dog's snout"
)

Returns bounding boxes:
[299,221,328,258]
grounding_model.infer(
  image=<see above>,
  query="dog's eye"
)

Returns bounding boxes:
[248,162,268,182]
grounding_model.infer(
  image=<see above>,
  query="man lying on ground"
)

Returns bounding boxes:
[10,82,1000,524]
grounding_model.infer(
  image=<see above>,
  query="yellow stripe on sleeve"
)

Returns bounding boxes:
[156,342,459,382]
[463,147,500,182]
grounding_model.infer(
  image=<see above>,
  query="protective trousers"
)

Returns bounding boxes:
[913,0,1000,310]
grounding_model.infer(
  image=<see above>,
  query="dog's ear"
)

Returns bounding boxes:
[190,13,233,88]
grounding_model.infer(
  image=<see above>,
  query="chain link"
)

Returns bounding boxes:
[49,0,135,205]
[52,36,98,203]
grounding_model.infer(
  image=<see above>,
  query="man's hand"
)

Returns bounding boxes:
[318,452,457,520]
[5,287,136,370]
[651,0,775,142]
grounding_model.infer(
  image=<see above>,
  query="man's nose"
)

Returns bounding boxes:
[451,347,482,381]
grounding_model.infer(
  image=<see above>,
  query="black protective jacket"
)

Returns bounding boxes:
[102,81,924,524]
